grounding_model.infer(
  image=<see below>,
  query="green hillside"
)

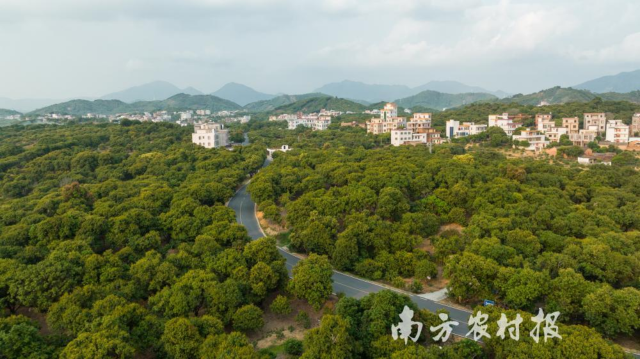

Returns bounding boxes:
[29,94,241,116]
[500,87,596,105]
[244,93,330,112]
[499,87,640,106]
[395,90,497,110]
[600,90,640,103]
[0,108,21,117]
[272,96,366,114]
[130,94,242,112]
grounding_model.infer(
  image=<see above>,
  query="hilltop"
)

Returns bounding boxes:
[212,83,275,106]
[100,81,203,103]
[574,69,640,93]
[244,93,331,112]
[0,108,21,117]
[29,94,241,116]
[271,96,366,114]
[395,91,497,110]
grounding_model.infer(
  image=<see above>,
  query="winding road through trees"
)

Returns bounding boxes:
[227,155,475,340]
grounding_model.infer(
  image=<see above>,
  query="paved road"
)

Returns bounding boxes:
[228,159,474,339]
[228,156,640,357]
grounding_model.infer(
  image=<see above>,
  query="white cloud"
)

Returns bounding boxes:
[125,59,144,71]
[0,0,640,97]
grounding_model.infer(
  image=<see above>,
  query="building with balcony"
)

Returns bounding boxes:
[605,120,630,143]
[584,113,607,134]
[562,117,580,134]
[366,103,407,135]
[546,126,569,143]
[488,114,522,136]
[512,129,549,151]
[445,120,487,138]
[192,122,229,148]
[569,128,598,147]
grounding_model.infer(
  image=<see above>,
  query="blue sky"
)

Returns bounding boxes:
[1,0,639,98]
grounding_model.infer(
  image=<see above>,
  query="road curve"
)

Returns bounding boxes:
[227,164,474,339]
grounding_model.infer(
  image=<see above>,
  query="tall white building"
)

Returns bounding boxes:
[192,122,229,148]
[445,120,487,138]
[605,120,629,143]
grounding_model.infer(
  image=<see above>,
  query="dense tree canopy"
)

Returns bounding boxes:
[0,122,286,357]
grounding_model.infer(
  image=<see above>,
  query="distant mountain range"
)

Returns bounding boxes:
[574,69,640,93]
[29,93,241,116]
[211,83,275,106]
[315,80,510,102]
[100,81,203,103]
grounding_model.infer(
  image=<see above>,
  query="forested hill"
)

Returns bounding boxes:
[0,108,21,117]
[243,93,331,112]
[395,90,497,110]
[28,93,242,116]
[499,86,640,106]
[270,96,367,114]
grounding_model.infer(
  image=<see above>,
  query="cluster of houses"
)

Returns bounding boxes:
[445,111,640,151]
[269,109,342,131]
[3,114,21,121]
[363,103,640,153]
[366,103,445,146]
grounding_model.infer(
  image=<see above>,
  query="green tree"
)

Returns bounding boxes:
[232,304,264,332]
[270,295,292,316]
[289,254,333,310]
[301,315,353,359]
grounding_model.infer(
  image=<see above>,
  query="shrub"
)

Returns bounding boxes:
[270,295,292,316]
[295,311,311,329]
[283,338,304,355]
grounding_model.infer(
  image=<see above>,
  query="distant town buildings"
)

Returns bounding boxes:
[192,122,229,148]
[269,110,334,131]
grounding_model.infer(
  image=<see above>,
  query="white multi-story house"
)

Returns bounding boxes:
[546,126,569,143]
[605,120,630,143]
[488,114,521,137]
[192,122,229,148]
[445,120,487,138]
[287,114,331,131]
[512,129,549,151]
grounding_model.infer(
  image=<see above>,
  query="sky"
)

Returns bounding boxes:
[1,0,640,99]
